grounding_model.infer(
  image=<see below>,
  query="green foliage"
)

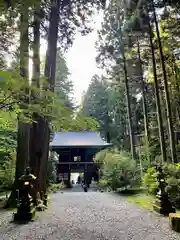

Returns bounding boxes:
[0,151,16,191]
[0,70,66,122]
[94,148,109,163]
[80,75,112,140]
[0,4,17,69]
[0,107,17,192]
[166,177,180,209]
[95,0,180,164]
[46,152,58,186]
[144,163,180,208]
[140,135,163,169]
[124,192,155,211]
[80,74,129,147]
[98,178,108,189]
[0,111,16,161]
[55,53,74,110]
[0,68,99,192]
[143,167,158,195]
[48,183,66,193]
[0,0,107,195]
[0,69,98,131]
[63,113,100,132]
[162,163,180,208]
[95,149,140,191]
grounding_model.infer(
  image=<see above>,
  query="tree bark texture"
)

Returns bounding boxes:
[151,0,176,163]
[147,14,167,163]
[6,1,30,207]
[137,37,150,164]
[15,1,30,180]
[36,0,61,194]
[45,0,61,91]
[29,3,42,197]
[122,53,136,160]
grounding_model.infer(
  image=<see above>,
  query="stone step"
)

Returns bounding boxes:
[169,213,180,232]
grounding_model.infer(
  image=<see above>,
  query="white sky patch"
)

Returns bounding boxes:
[65,12,104,105]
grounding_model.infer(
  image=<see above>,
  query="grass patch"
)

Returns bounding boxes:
[120,189,155,211]
[119,188,180,214]
[47,183,66,194]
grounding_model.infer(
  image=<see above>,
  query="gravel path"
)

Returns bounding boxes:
[0,190,179,240]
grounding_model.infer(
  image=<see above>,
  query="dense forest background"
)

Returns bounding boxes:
[79,0,180,207]
[81,0,180,166]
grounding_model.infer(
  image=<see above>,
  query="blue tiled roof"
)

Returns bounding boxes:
[50,131,111,147]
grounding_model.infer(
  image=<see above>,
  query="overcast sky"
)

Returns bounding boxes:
[65,12,103,105]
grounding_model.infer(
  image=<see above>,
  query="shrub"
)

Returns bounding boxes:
[48,183,66,193]
[166,177,180,208]
[162,163,177,178]
[95,149,140,191]
[143,167,158,195]
[143,163,180,208]
[0,151,16,192]
[98,178,109,190]
[163,163,180,208]
[94,148,112,164]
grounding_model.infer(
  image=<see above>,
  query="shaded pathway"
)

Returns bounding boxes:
[0,191,179,239]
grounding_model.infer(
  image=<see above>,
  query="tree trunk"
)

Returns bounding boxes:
[137,37,150,164]
[174,63,180,121]
[151,0,176,163]
[33,117,50,194]
[16,1,30,178]
[122,52,136,160]
[106,131,111,143]
[37,0,61,194]
[45,0,60,90]
[31,3,40,88]
[147,13,167,163]
[5,2,30,208]
[29,0,60,196]
[29,3,42,199]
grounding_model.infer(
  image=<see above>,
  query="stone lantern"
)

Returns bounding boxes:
[153,166,176,215]
[14,167,37,222]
